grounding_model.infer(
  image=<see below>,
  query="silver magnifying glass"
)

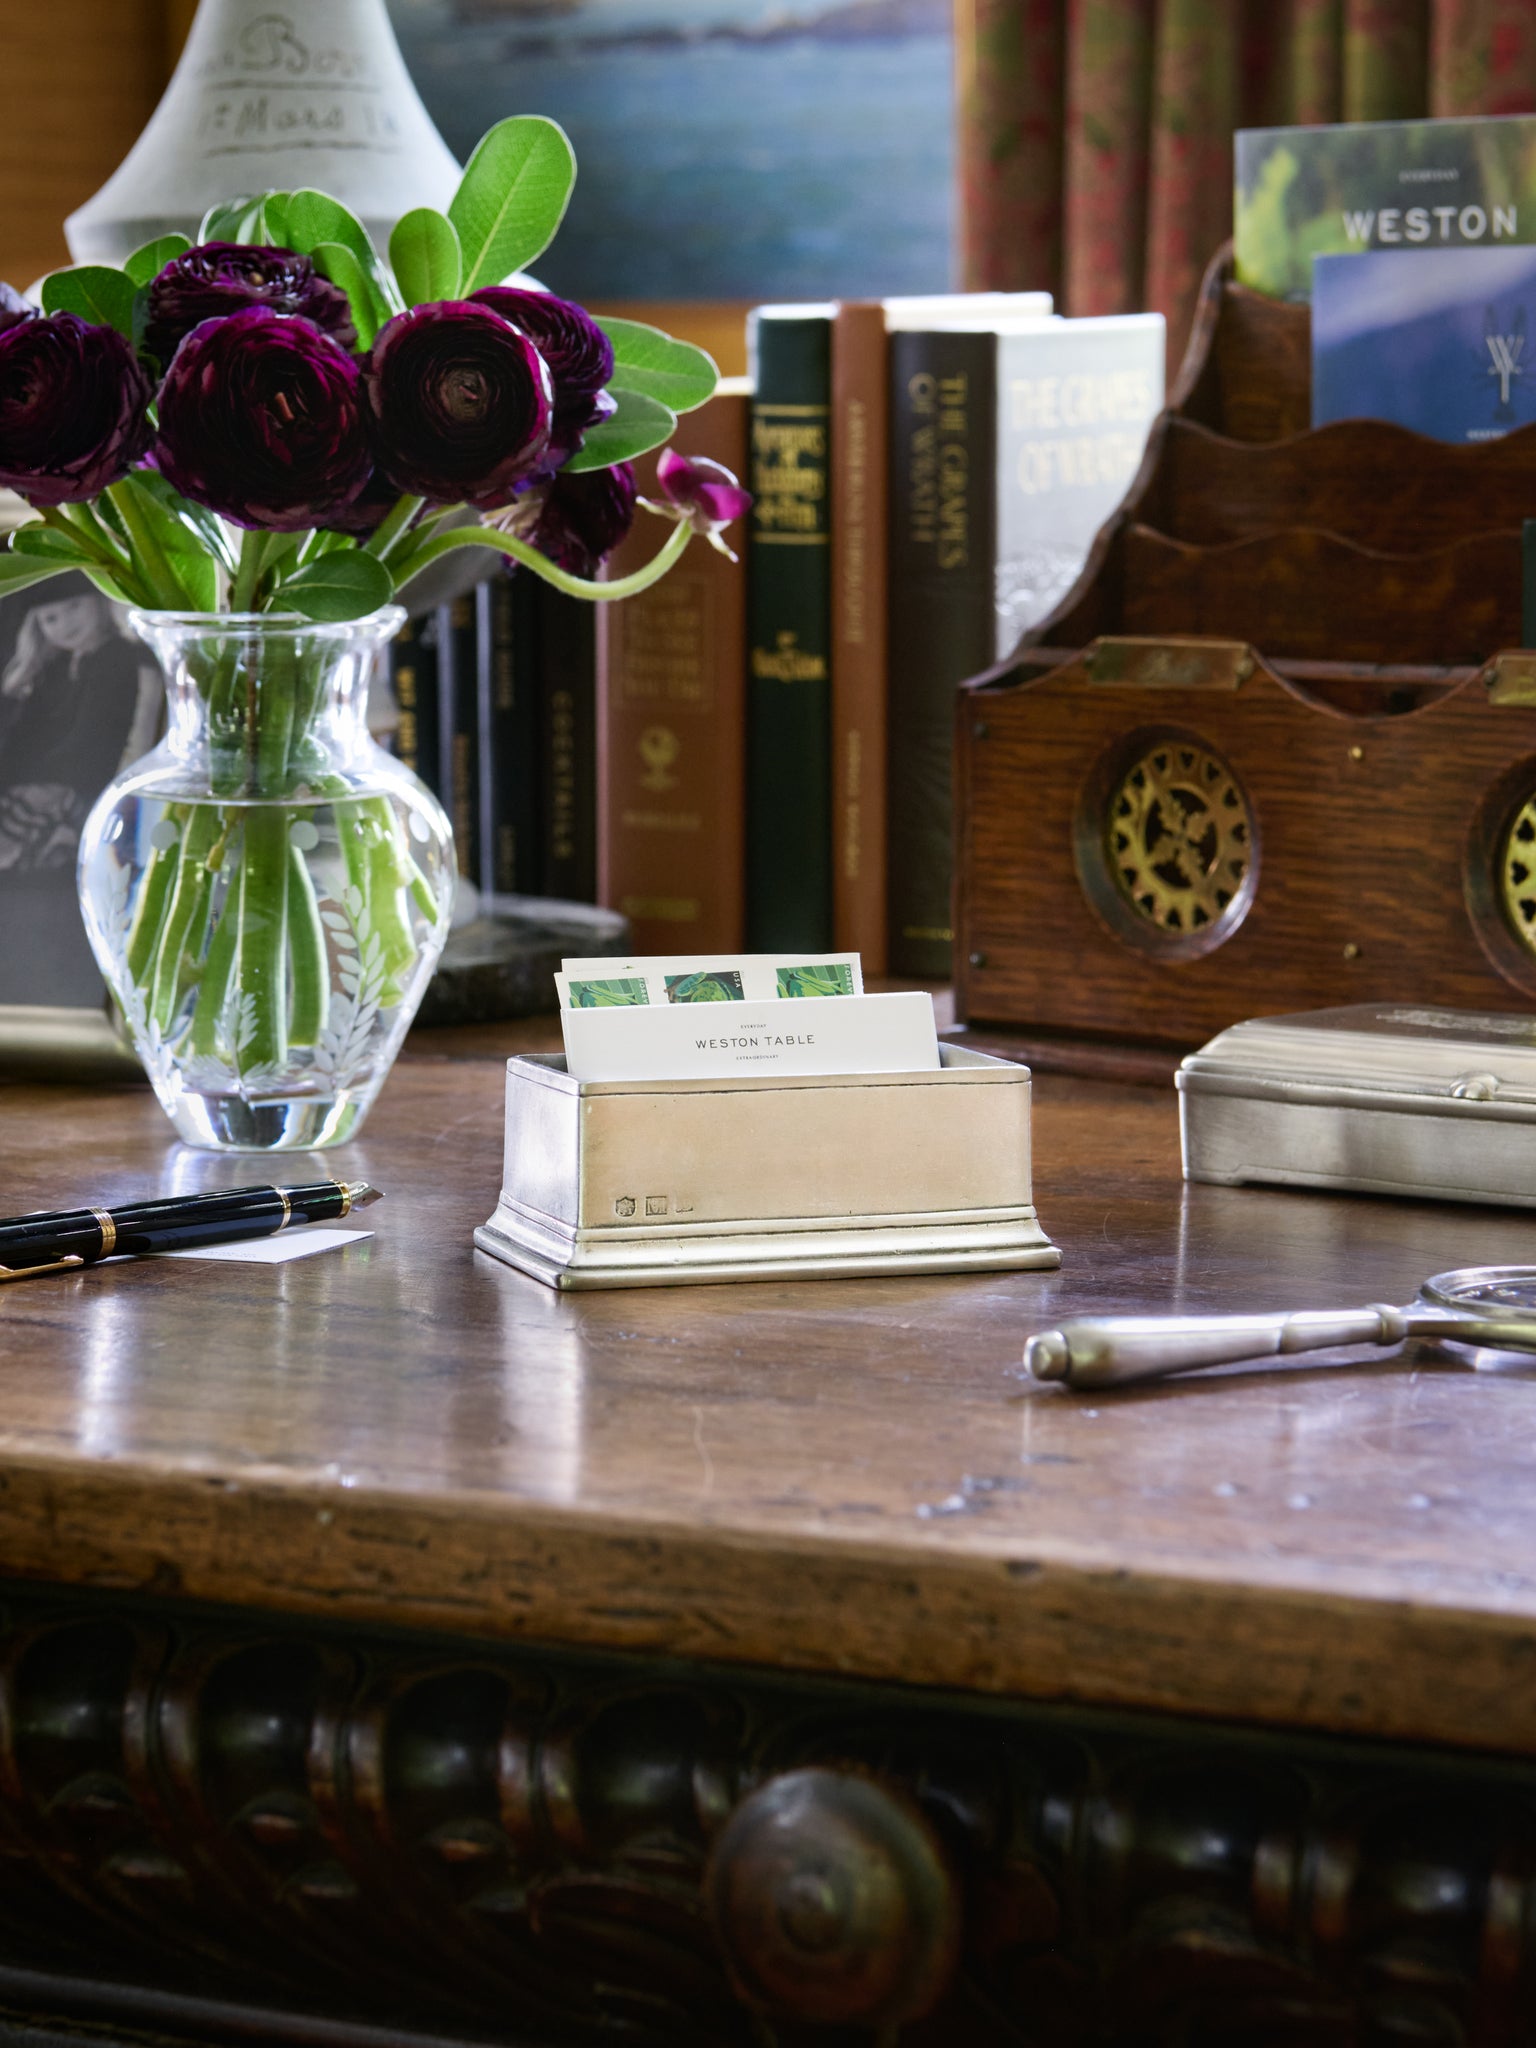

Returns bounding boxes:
[1024,1265,1536,1391]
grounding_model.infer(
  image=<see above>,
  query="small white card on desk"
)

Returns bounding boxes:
[559,989,940,1083]
[158,1229,374,1263]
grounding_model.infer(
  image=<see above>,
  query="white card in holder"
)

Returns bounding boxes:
[559,989,940,1083]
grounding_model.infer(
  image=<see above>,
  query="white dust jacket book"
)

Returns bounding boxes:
[994,312,1165,656]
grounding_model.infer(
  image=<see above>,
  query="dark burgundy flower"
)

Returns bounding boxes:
[153,307,372,531]
[470,286,613,462]
[363,301,553,508]
[0,311,153,505]
[0,283,36,337]
[640,447,751,560]
[144,242,356,365]
[504,461,636,577]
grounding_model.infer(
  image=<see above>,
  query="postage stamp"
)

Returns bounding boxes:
[664,970,746,1004]
[776,962,856,998]
[562,976,651,1009]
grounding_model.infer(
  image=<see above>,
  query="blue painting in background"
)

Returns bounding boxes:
[1312,245,1536,442]
[386,0,955,303]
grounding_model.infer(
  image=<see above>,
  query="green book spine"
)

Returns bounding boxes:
[747,312,833,951]
[886,327,998,981]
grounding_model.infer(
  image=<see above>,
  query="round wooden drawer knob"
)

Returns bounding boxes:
[705,1766,961,2027]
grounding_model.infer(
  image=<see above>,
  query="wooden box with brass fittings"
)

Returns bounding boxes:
[474,1046,1060,1289]
[952,242,1536,1063]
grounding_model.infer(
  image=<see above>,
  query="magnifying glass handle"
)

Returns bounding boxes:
[1024,1304,1409,1390]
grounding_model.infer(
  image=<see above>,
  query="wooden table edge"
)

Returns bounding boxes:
[0,1447,1531,1759]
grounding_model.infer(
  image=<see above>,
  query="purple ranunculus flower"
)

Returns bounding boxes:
[153,307,373,531]
[486,461,637,575]
[0,311,154,506]
[645,446,752,558]
[506,461,637,577]
[363,301,554,509]
[144,242,357,365]
[470,286,614,464]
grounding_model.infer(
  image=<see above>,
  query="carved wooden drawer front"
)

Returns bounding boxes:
[0,1584,1532,2046]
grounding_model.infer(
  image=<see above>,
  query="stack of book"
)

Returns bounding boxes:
[387,575,597,905]
[395,298,1164,977]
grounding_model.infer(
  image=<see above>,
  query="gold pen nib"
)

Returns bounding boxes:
[341,1181,384,1210]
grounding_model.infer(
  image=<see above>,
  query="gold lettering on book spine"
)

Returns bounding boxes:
[753,406,829,542]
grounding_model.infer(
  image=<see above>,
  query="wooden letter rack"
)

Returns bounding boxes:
[953,243,1536,1068]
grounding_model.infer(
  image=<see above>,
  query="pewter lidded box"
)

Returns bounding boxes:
[1179,1004,1536,1207]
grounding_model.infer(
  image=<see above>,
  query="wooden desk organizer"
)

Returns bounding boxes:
[953,242,1536,1061]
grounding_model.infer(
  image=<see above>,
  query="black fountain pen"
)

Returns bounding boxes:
[0,1180,383,1283]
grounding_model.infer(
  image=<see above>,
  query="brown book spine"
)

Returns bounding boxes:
[597,382,750,953]
[830,301,889,973]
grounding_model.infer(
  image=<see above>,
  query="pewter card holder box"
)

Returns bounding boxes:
[1179,1004,1536,1207]
[475,1046,1061,1289]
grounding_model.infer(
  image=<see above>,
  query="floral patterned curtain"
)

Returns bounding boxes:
[958,0,1536,367]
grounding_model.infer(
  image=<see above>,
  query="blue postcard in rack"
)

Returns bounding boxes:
[1312,244,1536,442]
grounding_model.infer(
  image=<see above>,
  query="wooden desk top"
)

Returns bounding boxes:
[4,1043,1536,1759]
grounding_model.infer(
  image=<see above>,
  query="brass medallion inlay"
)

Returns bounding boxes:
[1105,740,1252,937]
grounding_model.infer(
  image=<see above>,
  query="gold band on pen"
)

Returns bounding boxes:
[275,1189,291,1229]
[90,1208,117,1258]
[331,1178,352,1218]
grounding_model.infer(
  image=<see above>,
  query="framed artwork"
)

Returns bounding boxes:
[386,0,955,304]
[0,571,157,1074]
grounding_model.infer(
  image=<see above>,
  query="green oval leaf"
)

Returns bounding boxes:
[128,469,239,574]
[0,551,77,598]
[81,564,134,605]
[260,192,292,248]
[563,388,677,473]
[40,265,136,338]
[125,234,191,287]
[279,550,395,623]
[599,317,718,414]
[449,116,576,292]
[390,208,463,308]
[312,242,382,349]
[285,190,399,319]
[111,473,221,609]
[9,525,89,562]
[199,194,272,245]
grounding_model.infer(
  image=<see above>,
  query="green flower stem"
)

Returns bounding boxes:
[365,494,427,562]
[255,635,296,797]
[388,514,694,602]
[254,533,302,601]
[290,641,329,755]
[363,810,418,995]
[406,856,437,924]
[187,863,242,1058]
[334,796,416,987]
[124,808,187,983]
[286,839,328,1046]
[199,635,251,796]
[231,528,266,614]
[236,806,290,1072]
[149,806,220,1032]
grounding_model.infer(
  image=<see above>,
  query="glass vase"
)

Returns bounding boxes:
[78,607,455,1152]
